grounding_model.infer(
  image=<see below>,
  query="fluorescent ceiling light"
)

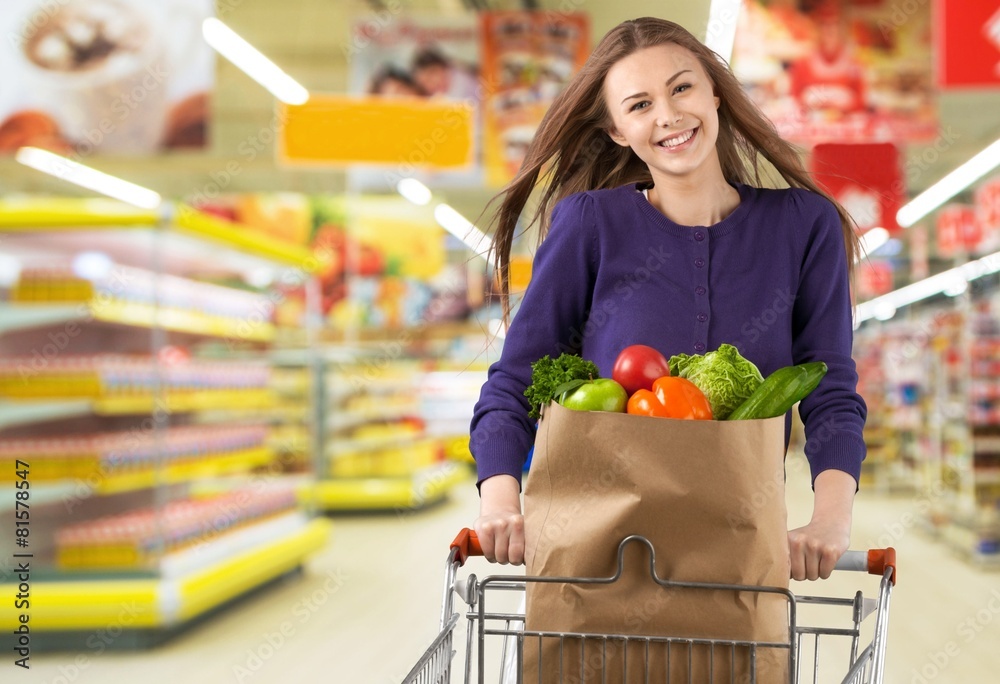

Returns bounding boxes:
[857,227,889,261]
[396,178,432,206]
[897,137,1000,228]
[705,0,742,63]
[16,147,161,209]
[433,204,489,260]
[856,248,1000,324]
[202,18,309,105]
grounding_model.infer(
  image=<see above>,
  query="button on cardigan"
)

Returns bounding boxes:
[470,182,867,488]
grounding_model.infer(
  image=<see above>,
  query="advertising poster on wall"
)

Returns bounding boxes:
[480,11,589,187]
[347,15,482,190]
[0,0,216,156]
[731,0,936,145]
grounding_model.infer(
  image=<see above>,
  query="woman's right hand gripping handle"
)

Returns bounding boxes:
[474,474,525,565]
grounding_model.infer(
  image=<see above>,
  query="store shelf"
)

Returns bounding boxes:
[0,391,274,428]
[327,405,420,432]
[307,463,470,512]
[327,433,428,456]
[93,390,274,415]
[0,198,317,270]
[0,302,275,341]
[0,515,331,630]
[0,447,276,495]
[321,320,492,344]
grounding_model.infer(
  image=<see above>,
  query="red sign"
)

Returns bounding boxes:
[936,205,981,257]
[810,143,903,233]
[858,259,894,298]
[936,0,1000,88]
[975,177,1000,252]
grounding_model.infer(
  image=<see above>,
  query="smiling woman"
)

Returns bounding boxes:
[470,16,869,589]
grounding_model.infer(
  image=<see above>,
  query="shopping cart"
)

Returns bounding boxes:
[402,529,896,684]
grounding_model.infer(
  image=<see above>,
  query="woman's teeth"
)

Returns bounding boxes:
[660,128,695,147]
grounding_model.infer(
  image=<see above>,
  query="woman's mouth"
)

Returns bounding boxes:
[657,127,698,151]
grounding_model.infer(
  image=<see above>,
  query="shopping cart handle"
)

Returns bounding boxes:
[451,528,484,567]
[835,548,897,584]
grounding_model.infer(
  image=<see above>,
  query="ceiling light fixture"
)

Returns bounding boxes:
[433,204,489,260]
[396,178,432,206]
[16,147,162,209]
[202,18,309,105]
[857,227,889,261]
[896,136,1000,228]
[856,249,1000,324]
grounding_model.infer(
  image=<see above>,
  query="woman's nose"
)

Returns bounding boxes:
[655,104,681,127]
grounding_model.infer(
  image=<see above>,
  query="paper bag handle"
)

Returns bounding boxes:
[835,548,897,585]
[451,528,483,567]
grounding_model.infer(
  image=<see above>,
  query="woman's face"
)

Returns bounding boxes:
[603,43,722,183]
[414,64,449,96]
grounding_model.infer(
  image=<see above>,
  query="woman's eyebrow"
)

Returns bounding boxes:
[620,69,694,105]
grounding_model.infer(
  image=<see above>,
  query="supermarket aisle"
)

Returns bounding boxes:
[29,457,1000,684]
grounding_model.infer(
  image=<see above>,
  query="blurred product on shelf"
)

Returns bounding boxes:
[56,486,298,570]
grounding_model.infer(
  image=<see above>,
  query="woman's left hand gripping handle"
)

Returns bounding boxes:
[474,474,525,565]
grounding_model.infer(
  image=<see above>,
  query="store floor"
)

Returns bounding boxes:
[30,458,1000,684]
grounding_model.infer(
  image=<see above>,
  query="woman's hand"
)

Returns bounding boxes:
[474,474,525,565]
[788,469,856,581]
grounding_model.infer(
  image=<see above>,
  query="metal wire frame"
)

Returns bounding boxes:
[405,535,895,684]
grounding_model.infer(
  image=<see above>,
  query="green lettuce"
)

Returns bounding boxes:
[669,344,764,420]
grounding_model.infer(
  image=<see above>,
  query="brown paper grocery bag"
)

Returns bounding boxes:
[522,401,791,684]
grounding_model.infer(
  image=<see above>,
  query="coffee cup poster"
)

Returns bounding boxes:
[730,0,937,144]
[0,0,216,156]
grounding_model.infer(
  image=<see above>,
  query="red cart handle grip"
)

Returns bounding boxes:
[868,548,897,585]
[835,548,897,585]
[450,528,483,567]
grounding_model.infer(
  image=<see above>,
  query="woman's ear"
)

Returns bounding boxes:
[606,127,629,147]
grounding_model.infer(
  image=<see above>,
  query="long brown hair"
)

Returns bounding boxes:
[486,17,860,322]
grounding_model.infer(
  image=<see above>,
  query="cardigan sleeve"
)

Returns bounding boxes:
[469,192,598,488]
[790,191,868,487]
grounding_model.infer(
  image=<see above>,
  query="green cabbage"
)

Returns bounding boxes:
[668,344,764,420]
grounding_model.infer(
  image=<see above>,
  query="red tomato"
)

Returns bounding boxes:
[626,376,713,420]
[612,344,672,396]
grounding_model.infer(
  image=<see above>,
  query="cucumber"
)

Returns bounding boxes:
[725,362,828,420]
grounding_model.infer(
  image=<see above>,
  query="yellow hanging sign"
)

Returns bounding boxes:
[278,94,474,168]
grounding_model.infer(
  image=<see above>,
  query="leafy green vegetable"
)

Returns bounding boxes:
[524,354,600,419]
[668,343,764,420]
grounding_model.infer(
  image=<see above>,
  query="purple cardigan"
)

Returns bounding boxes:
[470,182,867,488]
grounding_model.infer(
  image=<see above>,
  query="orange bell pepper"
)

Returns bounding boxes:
[626,376,713,420]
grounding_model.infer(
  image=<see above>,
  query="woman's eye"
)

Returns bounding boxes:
[629,101,650,111]
[674,83,691,94]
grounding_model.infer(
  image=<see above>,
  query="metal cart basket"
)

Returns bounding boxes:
[403,529,896,684]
